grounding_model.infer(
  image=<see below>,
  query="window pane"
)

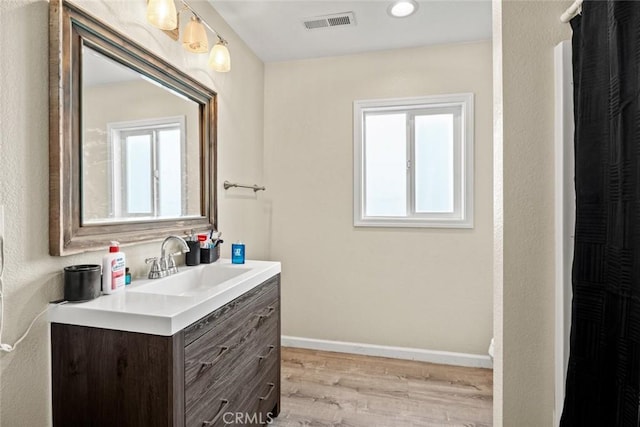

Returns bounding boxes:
[415,114,454,213]
[364,113,407,217]
[157,128,182,217]
[125,135,152,214]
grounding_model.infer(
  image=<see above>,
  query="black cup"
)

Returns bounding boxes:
[63,264,101,302]
[185,241,201,266]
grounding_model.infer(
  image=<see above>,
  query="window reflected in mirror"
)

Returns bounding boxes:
[81,45,201,225]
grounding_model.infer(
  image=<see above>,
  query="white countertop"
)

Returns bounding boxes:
[48,259,281,336]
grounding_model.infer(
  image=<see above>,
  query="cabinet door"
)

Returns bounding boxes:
[51,324,185,427]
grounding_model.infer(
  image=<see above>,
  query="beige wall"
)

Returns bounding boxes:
[0,0,265,425]
[493,1,572,425]
[264,41,493,355]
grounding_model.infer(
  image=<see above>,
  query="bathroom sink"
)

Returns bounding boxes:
[49,259,280,336]
[129,263,252,297]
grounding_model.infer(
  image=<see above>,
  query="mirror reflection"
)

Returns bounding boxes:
[81,45,202,224]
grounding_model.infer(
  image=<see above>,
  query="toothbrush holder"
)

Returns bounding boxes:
[185,241,201,266]
[200,245,220,264]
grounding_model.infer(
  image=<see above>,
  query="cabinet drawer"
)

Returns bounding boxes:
[184,275,279,346]
[194,396,237,427]
[238,359,280,426]
[256,367,280,425]
[185,309,279,427]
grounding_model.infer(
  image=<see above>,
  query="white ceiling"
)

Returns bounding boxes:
[208,0,492,62]
[83,46,139,86]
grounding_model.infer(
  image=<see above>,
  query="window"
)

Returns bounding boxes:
[107,116,186,220]
[353,94,473,228]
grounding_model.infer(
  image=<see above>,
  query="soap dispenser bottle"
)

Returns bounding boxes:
[102,241,126,294]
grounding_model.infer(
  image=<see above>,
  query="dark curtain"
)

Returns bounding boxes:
[561,1,640,426]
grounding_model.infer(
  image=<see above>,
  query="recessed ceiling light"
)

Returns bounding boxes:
[388,0,418,18]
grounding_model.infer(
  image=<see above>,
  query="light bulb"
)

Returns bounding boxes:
[208,39,231,72]
[183,16,209,53]
[147,0,178,31]
[388,0,418,18]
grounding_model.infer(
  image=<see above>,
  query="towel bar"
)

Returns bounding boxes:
[223,180,266,192]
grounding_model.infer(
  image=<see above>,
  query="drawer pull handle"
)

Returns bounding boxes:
[257,345,275,363]
[258,382,276,401]
[257,306,276,323]
[200,346,230,368]
[202,399,229,425]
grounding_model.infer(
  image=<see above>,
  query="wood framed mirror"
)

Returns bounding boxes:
[49,0,217,256]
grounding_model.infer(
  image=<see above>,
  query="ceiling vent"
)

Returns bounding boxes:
[303,12,356,30]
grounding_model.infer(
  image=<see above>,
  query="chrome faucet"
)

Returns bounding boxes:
[145,235,190,279]
[161,235,190,274]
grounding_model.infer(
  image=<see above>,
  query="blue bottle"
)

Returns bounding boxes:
[232,242,245,264]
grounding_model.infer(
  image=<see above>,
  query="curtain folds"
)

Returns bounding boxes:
[561,1,640,425]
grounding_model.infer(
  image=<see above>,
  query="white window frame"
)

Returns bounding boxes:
[106,116,187,219]
[353,93,474,228]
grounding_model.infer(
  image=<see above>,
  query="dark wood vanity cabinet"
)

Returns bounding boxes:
[51,275,281,427]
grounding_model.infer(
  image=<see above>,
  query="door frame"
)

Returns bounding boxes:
[553,40,575,427]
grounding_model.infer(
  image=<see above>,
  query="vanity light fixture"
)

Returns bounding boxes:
[146,0,231,72]
[146,0,178,30]
[182,16,208,53]
[209,37,231,72]
[387,0,419,18]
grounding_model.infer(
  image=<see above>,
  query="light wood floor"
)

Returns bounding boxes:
[271,347,493,427]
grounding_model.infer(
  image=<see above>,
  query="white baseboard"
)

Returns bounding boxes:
[281,335,493,369]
